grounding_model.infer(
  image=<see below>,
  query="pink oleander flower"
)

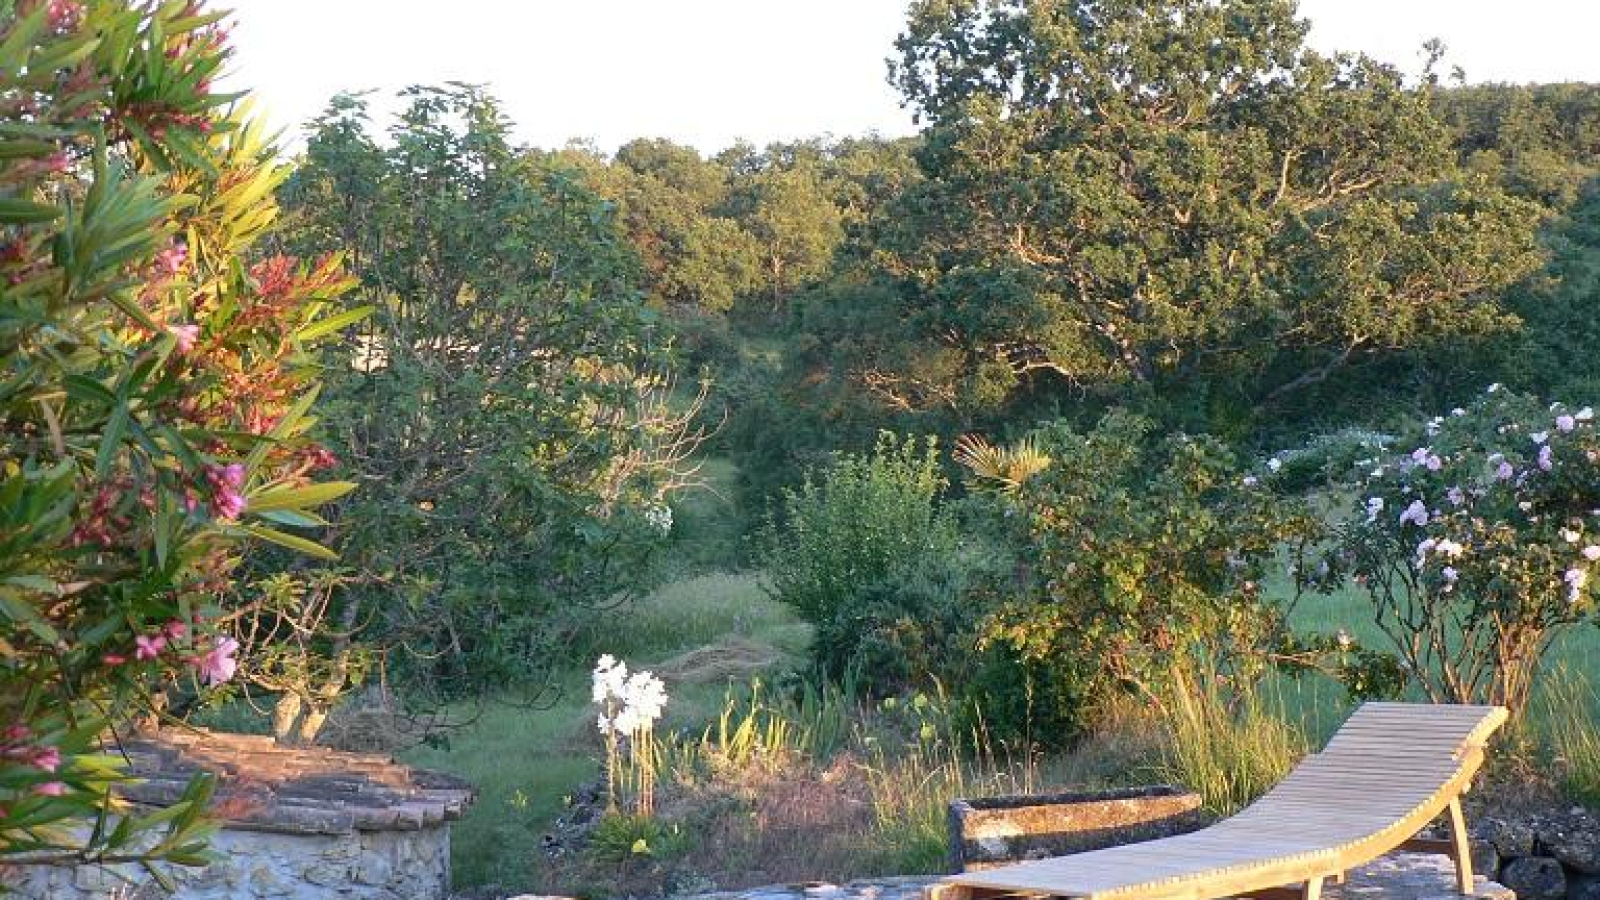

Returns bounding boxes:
[193,636,239,686]
[134,633,166,660]
[169,323,200,354]
[207,463,248,520]
[102,653,127,665]
[30,746,60,773]
[1586,545,1600,562]
[1539,445,1554,472]
[165,619,188,640]
[1558,415,1577,433]
[1496,461,1515,481]
[33,781,66,797]
[1447,486,1466,507]
[154,241,187,277]
[46,0,83,32]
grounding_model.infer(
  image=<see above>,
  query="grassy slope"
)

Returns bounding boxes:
[399,570,807,890]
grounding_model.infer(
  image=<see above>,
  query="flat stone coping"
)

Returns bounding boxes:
[515,852,1515,900]
[116,728,475,836]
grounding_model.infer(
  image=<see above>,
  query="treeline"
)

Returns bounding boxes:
[543,82,1600,527]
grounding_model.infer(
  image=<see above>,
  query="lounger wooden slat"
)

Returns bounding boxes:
[925,702,1506,900]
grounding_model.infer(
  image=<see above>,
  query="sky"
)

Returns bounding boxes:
[221,1,1600,156]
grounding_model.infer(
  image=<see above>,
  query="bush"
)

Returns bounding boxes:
[760,433,971,690]
[0,0,355,866]
[1336,388,1600,715]
[962,411,1321,740]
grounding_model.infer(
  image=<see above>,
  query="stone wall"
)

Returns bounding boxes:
[5,823,452,900]
[1472,810,1600,900]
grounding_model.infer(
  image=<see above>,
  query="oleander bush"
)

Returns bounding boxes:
[0,0,357,868]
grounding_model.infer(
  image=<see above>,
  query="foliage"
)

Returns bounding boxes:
[760,433,974,688]
[965,411,1321,736]
[588,812,689,863]
[1335,389,1600,715]
[1155,676,1307,816]
[858,0,1544,427]
[0,0,357,868]
[1538,667,1600,809]
[278,87,700,701]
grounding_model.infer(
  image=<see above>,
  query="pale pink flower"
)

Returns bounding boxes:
[169,323,200,354]
[194,637,239,686]
[1539,445,1554,472]
[1557,415,1577,433]
[1496,461,1515,481]
[33,781,66,797]
[134,633,166,661]
[1398,500,1429,527]
[207,463,248,520]
[1585,546,1600,562]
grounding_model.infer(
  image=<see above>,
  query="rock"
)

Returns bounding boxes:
[1503,856,1569,900]
[1470,839,1502,880]
[1479,817,1538,858]
[1548,826,1600,874]
[1570,875,1600,900]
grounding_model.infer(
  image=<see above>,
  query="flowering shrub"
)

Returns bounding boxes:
[592,656,668,817]
[1338,388,1600,714]
[964,411,1321,735]
[1,1,357,867]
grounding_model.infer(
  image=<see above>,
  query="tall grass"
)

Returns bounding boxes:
[1156,676,1308,815]
[859,693,1046,874]
[1538,666,1600,808]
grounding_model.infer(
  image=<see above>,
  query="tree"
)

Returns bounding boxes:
[279,87,701,705]
[870,0,1544,427]
[1,0,356,867]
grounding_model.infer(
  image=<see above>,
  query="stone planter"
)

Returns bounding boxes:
[947,785,1206,873]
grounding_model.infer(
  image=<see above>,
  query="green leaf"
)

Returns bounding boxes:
[296,304,373,342]
[246,481,357,513]
[0,198,62,223]
[242,524,339,561]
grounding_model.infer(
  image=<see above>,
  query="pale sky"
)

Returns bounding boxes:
[221,1,1600,156]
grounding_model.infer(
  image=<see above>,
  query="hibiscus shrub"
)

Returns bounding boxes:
[1,0,357,868]
[1338,388,1600,715]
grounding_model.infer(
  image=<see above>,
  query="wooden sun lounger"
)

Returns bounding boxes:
[926,702,1508,900]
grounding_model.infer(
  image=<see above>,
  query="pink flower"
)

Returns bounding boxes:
[193,636,239,686]
[1447,486,1466,507]
[46,0,83,32]
[101,653,127,666]
[154,241,187,277]
[1586,546,1600,562]
[33,781,66,797]
[1539,445,1554,472]
[1496,461,1515,481]
[134,633,166,660]
[164,619,188,640]
[207,463,248,521]
[1558,415,1577,433]
[169,323,200,354]
[1398,500,1430,527]
[29,746,60,773]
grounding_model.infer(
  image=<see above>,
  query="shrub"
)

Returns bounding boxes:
[0,0,356,866]
[962,411,1321,739]
[760,433,969,689]
[1336,388,1600,715]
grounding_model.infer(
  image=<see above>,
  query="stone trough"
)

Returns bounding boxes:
[5,728,474,900]
[947,784,1207,872]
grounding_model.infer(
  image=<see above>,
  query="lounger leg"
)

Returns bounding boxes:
[1448,796,1474,894]
[1303,875,1324,900]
